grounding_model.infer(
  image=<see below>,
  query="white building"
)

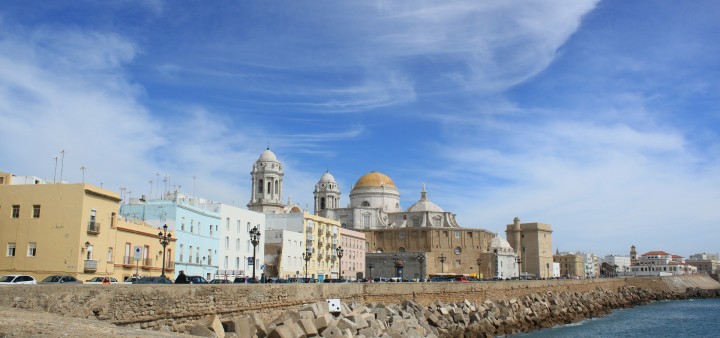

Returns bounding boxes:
[603,254,632,276]
[630,251,697,276]
[552,262,561,278]
[488,235,518,280]
[265,229,306,279]
[576,252,599,278]
[216,204,266,280]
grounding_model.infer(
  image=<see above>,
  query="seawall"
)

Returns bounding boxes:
[0,275,718,333]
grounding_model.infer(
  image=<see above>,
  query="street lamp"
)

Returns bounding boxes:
[439,254,446,273]
[476,257,482,279]
[249,226,261,283]
[336,246,344,280]
[303,251,312,279]
[392,255,404,280]
[515,256,522,279]
[417,253,426,282]
[368,261,374,280]
[158,224,172,278]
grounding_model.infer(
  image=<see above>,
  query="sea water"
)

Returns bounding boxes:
[513,298,720,338]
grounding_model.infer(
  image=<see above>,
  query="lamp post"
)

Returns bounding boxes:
[368,261,374,280]
[515,256,522,279]
[249,226,261,283]
[303,251,312,279]
[417,253,426,282]
[476,257,482,279]
[158,224,172,278]
[439,254,446,273]
[336,246,344,280]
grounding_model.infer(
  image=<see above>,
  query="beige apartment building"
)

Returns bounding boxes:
[0,172,175,282]
[506,217,554,278]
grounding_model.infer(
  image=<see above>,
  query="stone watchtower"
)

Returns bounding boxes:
[313,171,341,218]
[247,148,285,213]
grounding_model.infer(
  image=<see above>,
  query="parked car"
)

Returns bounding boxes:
[187,276,208,284]
[209,279,231,284]
[233,276,257,284]
[0,275,37,284]
[86,276,119,285]
[123,276,142,284]
[40,275,83,284]
[132,276,173,284]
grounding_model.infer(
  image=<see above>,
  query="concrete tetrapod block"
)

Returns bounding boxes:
[320,324,344,338]
[250,313,268,337]
[297,318,319,337]
[314,314,334,333]
[190,324,218,337]
[336,317,358,332]
[231,315,258,338]
[195,315,225,338]
[266,325,295,338]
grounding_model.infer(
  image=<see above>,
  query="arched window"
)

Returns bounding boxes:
[267,181,272,195]
[320,197,326,209]
[412,217,420,227]
[275,180,279,194]
[361,201,370,207]
[399,247,406,252]
[258,179,264,193]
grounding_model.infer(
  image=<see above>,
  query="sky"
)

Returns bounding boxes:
[1,1,718,258]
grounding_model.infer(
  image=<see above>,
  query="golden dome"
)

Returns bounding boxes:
[354,171,396,189]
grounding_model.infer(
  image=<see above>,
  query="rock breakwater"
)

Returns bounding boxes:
[180,286,720,338]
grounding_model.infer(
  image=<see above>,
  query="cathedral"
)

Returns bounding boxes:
[247,148,549,279]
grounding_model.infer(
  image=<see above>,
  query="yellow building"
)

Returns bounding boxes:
[306,212,341,279]
[0,172,174,282]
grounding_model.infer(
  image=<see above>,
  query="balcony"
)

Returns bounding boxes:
[140,258,154,269]
[84,259,98,273]
[87,221,101,235]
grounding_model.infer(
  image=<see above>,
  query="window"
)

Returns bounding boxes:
[28,242,37,257]
[363,213,371,229]
[236,238,240,250]
[11,205,19,218]
[235,257,240,269]
[189,246,193,262]
[454,231,460,239]
[180,244,184,262]
[226,218,230,231]
[90,209,96,225]
[247,222,251,232]
[361,201,370,207]
[190,221,194,233]
[225,237,230,249]
[412,217,420,227]
[107,247,113,262]
[181,217,186,231]
[124,243,131,264]
[237,220,241,233]
[399,231,405,239]
[32,205,41,218]
[7,243,15,256]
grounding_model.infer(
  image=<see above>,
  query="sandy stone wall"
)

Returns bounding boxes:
[0,275,716,330]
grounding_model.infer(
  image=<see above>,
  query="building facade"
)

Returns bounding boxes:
[0,172,174,282]
[264,229,306,279]
[216,203,267,280]
[629,250,697,276]
[603,254,632,276]
[339,227,366,280]
[506,217,554,278]
[553,252,585,278]
[121,191,223,281]
[266,211,339,281]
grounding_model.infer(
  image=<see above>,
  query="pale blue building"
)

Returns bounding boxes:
[120,191,220,281]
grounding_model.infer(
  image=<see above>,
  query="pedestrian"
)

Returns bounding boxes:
[175,270,188,284]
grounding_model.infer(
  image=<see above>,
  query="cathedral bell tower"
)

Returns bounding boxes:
[248,148,285,213]
[313,171,341,218]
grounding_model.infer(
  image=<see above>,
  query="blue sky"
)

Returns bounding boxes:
[1,1,718,257]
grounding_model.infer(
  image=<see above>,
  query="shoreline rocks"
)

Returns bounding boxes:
[182,286,720,337]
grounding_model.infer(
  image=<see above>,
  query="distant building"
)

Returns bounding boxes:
[629,250,697,276]
[216,203,267,280]
[603,254,632,276]
[484,235,518,280]
[553,251,585,278]
[686,252,719,275]
[506,217,554,279]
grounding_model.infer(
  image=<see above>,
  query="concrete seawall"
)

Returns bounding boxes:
[0,275,717,331]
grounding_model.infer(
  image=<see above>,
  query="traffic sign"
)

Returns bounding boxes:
[133,246,142,261]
